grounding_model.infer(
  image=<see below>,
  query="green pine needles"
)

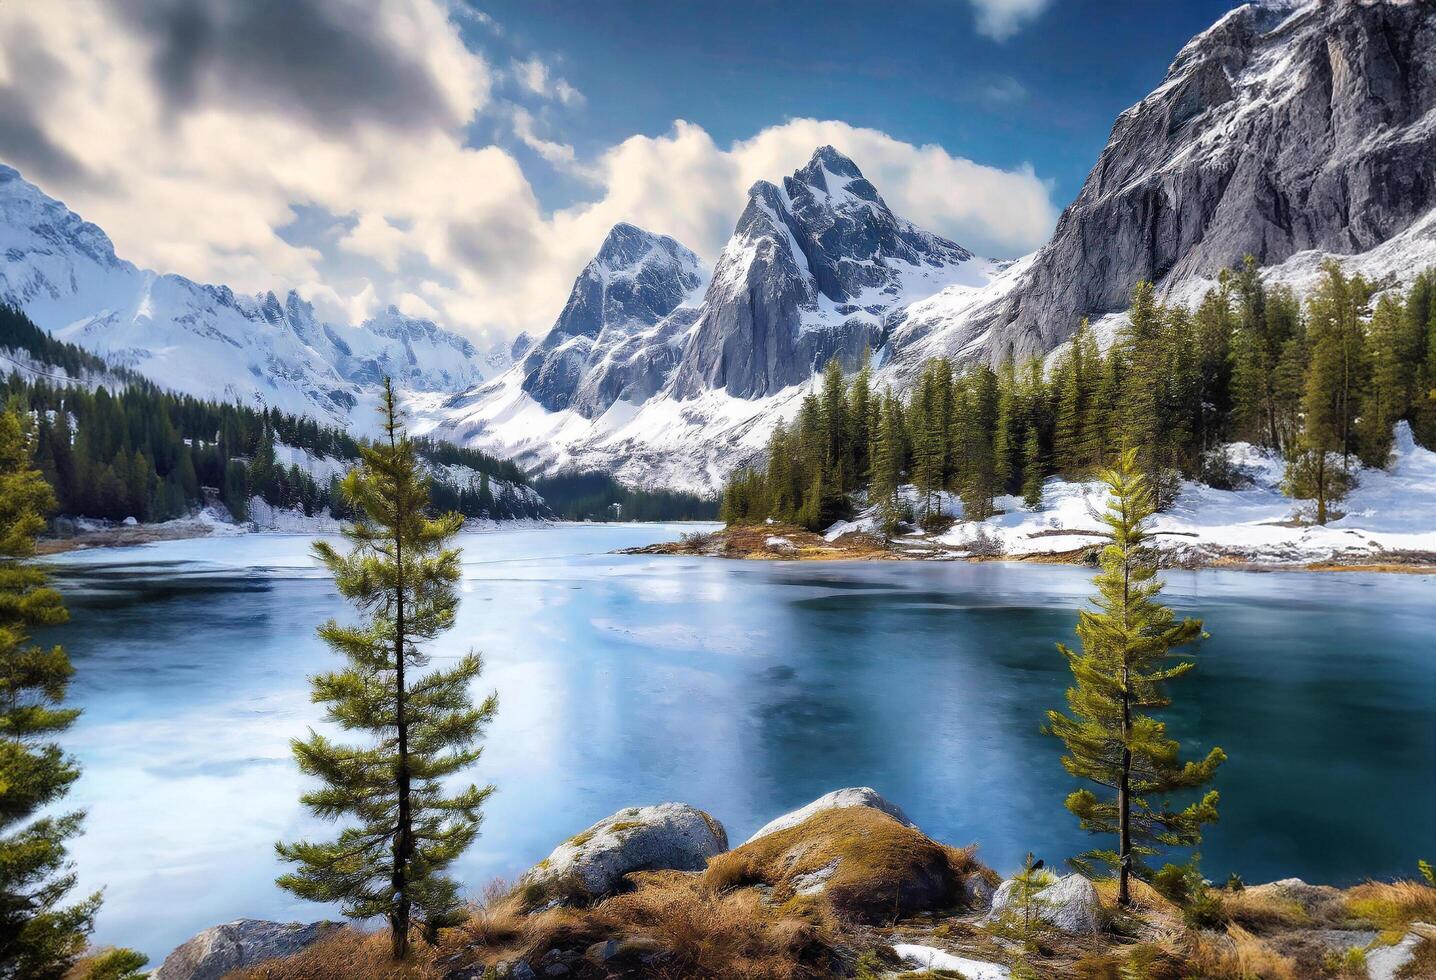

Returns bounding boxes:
[0,403,145,978]
[1045,450,1225,907]
[276,380,497,962]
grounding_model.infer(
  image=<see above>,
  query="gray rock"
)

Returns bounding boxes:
[745,786,915,843]
[987,873,1101,935]
[521,223,705,416]
[519,802,727,903]
[962,871,996,911]
[944,0,1436,366]
[153,918,338,980]
[671,146,973,401]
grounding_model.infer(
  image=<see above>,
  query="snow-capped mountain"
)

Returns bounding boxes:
[0,164,511,430]
[415,146,997,488]
[520,222,707,417]
[892,0,1436,368]
[670,145,984,399]
[418,0,1436,492]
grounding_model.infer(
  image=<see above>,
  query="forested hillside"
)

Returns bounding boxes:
[533,470,717,522]
[722,261,1436,532]
[0,306,544,523]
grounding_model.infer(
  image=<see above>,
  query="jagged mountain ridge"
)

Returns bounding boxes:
[896,0,1436,367]
[0,164,512,430]
[422,0,1436,492]
[520,222,707,417]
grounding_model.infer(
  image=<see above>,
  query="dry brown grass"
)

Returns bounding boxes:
[1344,879,1436,936]
[1179,923,1299,980]
[440,868,850,979]
[701,807,993,925]
[224,928,439,980]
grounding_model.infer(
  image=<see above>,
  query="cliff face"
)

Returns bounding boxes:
[670,146,978,400]
[970,0,1436,361]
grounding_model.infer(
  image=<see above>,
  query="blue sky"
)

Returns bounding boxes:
[0,0,1248,342]
[468,0,1239,212]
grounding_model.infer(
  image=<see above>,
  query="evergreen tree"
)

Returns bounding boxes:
[276,381,498,961]
[1045,450,1224,906]
[0,404,144,979]
[869,392,905,536]
[1022,426,1044,509]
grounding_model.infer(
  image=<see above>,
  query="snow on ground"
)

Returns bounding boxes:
[831,423,1436,566]
[892,944,1011,979]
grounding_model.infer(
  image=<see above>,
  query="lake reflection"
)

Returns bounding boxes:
[42,526,1436,961]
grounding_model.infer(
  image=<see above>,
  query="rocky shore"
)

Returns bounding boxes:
[153,788,1435,979]
[621,521,1436,574]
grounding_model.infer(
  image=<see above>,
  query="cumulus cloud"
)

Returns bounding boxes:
[0,0,1058,344]
[968,0,1054,41]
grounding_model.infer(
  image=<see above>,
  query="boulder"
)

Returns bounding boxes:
[518,803,727,905]
[987,873,1101,935]
[745,787,915,844]
[706,804,993,923]
[153,919,338,980]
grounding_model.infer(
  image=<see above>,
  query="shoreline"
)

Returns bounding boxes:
[619,523,1436,576]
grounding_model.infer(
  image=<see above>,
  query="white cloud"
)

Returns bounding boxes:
[968,0,1054,41]
[0,0,1058,344]
[511,107,582,170]
[510,55,584,106]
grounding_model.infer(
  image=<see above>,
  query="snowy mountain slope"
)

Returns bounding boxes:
[417,146,999,490]
[519,222,707,417]
[670,145,987,399]
[0,164,509,431]
[901,0,1436,368]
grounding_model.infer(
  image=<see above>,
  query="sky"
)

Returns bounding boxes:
[0,0,1241,346]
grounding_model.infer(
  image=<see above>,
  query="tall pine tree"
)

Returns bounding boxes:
[1045,450,1224,906]
[277,380,498,961]
[0,404,144,979]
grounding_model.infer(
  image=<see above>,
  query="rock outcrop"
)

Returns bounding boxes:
[987,872,1102,935]
[705,799,995,923]
[517,802,728,905]
[744,785,915,843]
[153,919,338,980]
[958,0,1436,363]
[670,146,978,400]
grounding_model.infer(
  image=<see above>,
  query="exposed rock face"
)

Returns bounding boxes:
[517,802,728,903]
[671,146,977,399]
[744,786,915,843]
[153,919,338,980]
[520,223,705,416]
[963,0,1436,362]
[987,873,1102,935]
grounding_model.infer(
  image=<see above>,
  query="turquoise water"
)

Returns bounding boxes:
[41,526,1436,961]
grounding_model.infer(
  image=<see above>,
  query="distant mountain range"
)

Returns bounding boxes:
[3,0,1434,492]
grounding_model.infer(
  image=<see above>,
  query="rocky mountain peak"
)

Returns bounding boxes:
[520,222,706,414]
[954,0,1436,365]
[668,145,977,400]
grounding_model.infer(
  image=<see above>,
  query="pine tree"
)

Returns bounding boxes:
[1358,294,1408,467]
[0,404,145,978]
[1289,262,1368,523]
[277,380,498,961]
[869,392,905,536]
[1045,450,1224,907]
[1022,426,1044,509]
